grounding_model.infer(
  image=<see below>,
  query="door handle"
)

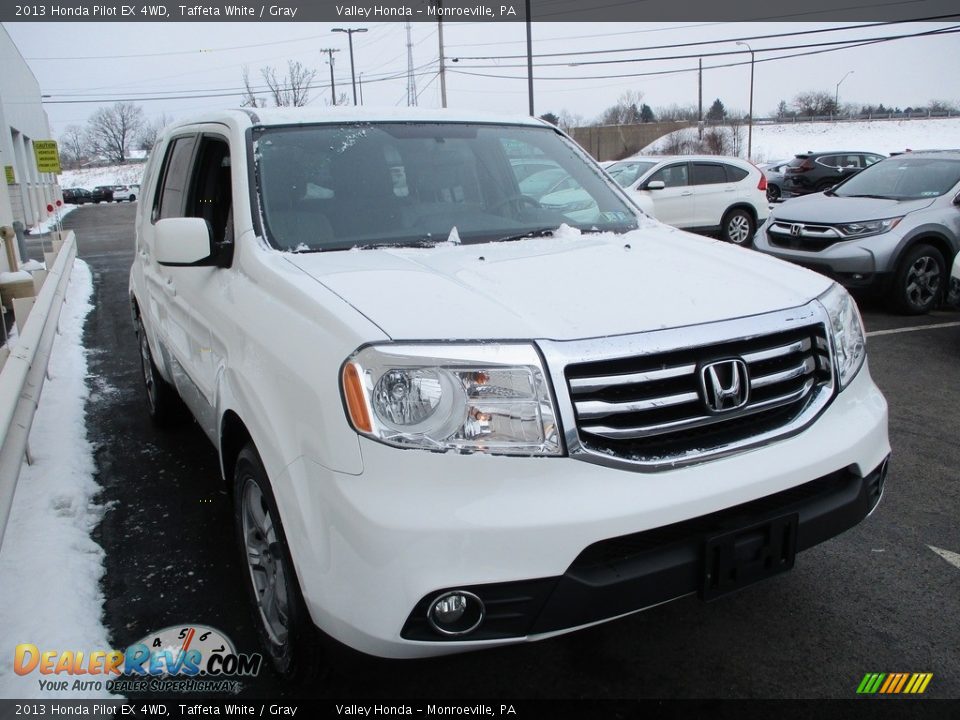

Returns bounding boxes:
[680,191,693,196]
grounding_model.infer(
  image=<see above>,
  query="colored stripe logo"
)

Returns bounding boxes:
[857,673,933,694]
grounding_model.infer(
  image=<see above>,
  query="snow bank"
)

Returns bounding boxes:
[0,260,113,700]
[27,205,77,236]
[640,117,960,162]
[60,165,145,191]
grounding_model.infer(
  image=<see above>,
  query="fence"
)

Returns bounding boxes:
[0,230,77,551]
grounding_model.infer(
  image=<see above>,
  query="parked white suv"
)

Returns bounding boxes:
[606,155,769,245]
[129,109,889,672]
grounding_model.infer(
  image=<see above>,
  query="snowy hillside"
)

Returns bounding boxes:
[60,163,146,190]
[640,117,960,162]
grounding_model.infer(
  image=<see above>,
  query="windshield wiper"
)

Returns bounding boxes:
[494,227,559,243]
[840,193,895,200]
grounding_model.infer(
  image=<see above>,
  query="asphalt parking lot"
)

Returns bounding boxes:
[34,202,960,700]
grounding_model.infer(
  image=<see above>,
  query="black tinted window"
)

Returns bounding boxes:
[155,135,197,220]
[691,163,727,185]
[725,165,749,182]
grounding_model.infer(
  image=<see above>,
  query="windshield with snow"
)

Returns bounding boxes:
[834,157,960,200]
[254,122,639,251]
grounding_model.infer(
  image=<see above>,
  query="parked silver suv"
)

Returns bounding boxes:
[754,151,960,314]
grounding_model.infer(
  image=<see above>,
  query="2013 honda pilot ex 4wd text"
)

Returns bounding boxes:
[129,108,890,671]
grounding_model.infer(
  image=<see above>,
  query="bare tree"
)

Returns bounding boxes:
[86,102,145,164]
[138,113,173,153]
[241,66,265,108]
[660,131,693,155]
[558,109,585,133]
[59,124,88,168]
[702,128,728,155]
[261,61,318,107]
[792,90,837,117]
[654,103,700,122]
[726,116,745,156]
[597,90,646,126]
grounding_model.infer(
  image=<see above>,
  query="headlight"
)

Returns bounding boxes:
[341,344,562,456]
[837,217,902,238]
[818,284,866,389]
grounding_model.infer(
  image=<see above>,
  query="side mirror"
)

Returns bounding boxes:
[644,180,666,191]
[155,217,217,267]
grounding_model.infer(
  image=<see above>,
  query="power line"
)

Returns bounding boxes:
[450,14,960,61]
[451,24,960,71]
[447,25,960,82]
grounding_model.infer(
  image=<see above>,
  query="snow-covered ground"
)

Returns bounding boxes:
[0,260,114,700]
[640,117,960,162]
[60,164,145,190]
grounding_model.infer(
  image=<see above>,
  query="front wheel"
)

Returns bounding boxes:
[234,444,319,678]
[721,208,755,246]
[136,317,185,425]
[890,244,945,315]
[766,184,781,202]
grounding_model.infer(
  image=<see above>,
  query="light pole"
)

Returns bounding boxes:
[736,41,754,160]
[332,27,367,106]
[835,70,854,115]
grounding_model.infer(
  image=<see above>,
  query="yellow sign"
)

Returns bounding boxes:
[33,141,62,174]
[4,165,13,184]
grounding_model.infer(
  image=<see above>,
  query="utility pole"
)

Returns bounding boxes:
[736,41,754,159]
[525,0,534,116]
[332,27,367,106]
[698,58,703,140]
[405,21,417,106]
[320,48,339,105]
[835,70,854,114]
[436,0,447,108]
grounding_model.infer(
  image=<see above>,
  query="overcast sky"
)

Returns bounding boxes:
[3,20,959,135]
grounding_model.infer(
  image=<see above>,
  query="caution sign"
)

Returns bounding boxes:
[4,165,13,184]
[33,141,62,174]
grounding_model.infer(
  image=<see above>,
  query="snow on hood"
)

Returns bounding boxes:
[772,193,935,223]
[283,225,833,341]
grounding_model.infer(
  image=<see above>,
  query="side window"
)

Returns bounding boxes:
[724,165,749,182]
[649,163,688,188]
[153,135,197,221]
[186,137,232,245]
[839,155,862,169]
[864,154,883,166]
[691,163,727,185]
[817,155,840,169]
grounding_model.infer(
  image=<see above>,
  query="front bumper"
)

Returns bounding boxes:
[401,456,888,642]
[275,364,889,658]
[753,227,900,292]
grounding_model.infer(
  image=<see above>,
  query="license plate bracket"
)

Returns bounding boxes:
[701,513,798,601]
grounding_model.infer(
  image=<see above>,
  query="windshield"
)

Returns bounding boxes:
[253,122,640,251]
[833,157,960,200]
[607,160,657,187]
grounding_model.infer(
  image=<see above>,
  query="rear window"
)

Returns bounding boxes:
[725,165,749,182]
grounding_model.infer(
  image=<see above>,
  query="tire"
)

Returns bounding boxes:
[721,208,755,246]
[766,184,781,202]
[890,243,946,315]
[233,444,319,678]
[136,316,185,425]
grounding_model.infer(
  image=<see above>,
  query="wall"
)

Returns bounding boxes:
[0,24,56,271]
[571,121,694,161]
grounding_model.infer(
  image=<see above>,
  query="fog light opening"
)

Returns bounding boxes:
[427,591,485,636]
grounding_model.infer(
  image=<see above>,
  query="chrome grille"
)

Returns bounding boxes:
[563,323,833,466]
[768,221,843,252]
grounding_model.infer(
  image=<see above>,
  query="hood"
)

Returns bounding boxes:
[773,193,935,224]
[284,226,833,341]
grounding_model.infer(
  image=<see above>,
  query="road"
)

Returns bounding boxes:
[37,202,960,699]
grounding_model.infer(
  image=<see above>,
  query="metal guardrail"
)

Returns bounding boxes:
[0,231,77,552]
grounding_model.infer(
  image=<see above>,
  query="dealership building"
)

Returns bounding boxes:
[0,24,58,273]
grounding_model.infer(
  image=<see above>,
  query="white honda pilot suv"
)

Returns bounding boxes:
[129,108,890,674]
